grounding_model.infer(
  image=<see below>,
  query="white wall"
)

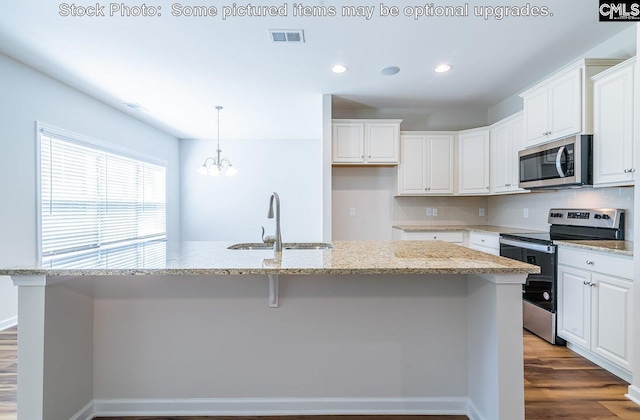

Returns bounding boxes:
[0,53,180,328]
[180,138,323,243]
[332,106,488,132]
[332,167,397,241]
[488,188,634,239]
[332,165,491,241]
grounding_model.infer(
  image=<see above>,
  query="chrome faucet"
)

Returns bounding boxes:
[263,192,282,252]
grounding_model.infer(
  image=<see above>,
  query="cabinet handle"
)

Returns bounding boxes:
[481,239,485,242]
[368,155,371,158]
[631,168,636,173]
[625,168,636,173]
[590,282,596,287]
[361,155,365,159]
[585,260,594,265]
[425,187,431,191]
[583,280,589,286]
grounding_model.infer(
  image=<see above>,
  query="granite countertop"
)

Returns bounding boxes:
[392,224,546,235]
[0,240,540,277]
[555,240,634,256]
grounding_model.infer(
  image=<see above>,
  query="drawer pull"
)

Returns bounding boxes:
[585,260,594,265]
[481,239,485,242]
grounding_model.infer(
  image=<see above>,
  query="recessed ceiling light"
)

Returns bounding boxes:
[434,64,453,73]
[380,66,401,76]
[331,64,348,74]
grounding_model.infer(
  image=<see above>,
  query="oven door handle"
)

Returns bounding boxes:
[499,238,556,254]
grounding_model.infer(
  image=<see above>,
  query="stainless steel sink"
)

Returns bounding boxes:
[228,242,333,250]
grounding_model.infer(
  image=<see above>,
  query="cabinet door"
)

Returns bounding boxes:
[591,273,633,370]
[511,116,524,188]
[458,130,489,194]
[593,63,634,186]
[490,122,511,193]
[426,135,455,194]
[491,114,525,194]
[523,86,548,147]
[557,265,591,349]
[547,67,582,140]
[367,123,399,163]
[398,135,426,194]
[332,123,364,163]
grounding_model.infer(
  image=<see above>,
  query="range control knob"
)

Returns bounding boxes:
[602,214,610,220]
[594,214,602,219]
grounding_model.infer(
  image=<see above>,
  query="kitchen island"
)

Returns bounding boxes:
[2,240,539,420]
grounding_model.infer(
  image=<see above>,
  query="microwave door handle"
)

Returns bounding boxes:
[555,146,566,177]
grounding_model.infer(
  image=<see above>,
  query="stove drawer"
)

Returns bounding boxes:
[558,246,633,279]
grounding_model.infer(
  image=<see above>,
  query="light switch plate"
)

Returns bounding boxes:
[426,208,433,216]
[433,208,438,216]
[479,208,485,217]
[523,208,529,218]
[349,207,356,217]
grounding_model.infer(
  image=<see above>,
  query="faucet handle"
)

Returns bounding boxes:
[262,226,275,244]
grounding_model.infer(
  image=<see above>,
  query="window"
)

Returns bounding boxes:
[38,124,167,268]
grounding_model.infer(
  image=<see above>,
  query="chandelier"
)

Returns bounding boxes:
[198,106,237,177]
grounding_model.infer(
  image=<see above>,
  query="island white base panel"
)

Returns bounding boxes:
[14,273,525,420]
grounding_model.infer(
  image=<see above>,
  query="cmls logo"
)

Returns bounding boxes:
[599,1,640,21]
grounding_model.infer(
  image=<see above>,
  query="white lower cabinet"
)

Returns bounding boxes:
[391,228,464,244]
[557,247,633,378]
[468,231,499,255]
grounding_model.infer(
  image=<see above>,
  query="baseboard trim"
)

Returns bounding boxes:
[70,400,94,420]
[466,399,487,420]
[566,342,632,383]
[76,397,473,419]
[0,316,17,331]
[626,385,640,407]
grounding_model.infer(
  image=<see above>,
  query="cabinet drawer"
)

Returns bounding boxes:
[404,231,464,243]
[469,232,500,249]
[558,247,633,280]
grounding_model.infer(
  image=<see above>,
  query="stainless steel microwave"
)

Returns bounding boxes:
[518,135,593,189]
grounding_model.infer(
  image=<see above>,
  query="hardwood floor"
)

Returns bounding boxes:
[1,327,639,419]
[523,330,640,419]
[0,326,17,420]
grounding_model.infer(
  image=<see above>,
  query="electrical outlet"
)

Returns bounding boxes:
[523,208,529,218]
[433,208,438,216]
[479,208,485,217]
[349,207,356,217]
[426,208,433,216]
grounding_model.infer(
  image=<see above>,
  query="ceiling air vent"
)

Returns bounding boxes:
[268,29,305,43]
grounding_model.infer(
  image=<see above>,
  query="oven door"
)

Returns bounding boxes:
[499,237,557,311]
[500,237,562,344]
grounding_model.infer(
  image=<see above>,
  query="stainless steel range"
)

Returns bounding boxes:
[499,208,625,345]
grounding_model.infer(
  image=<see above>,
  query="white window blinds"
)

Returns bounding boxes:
[39,128,167,266]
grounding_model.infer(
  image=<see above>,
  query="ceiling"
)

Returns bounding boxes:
[0,0,634,139]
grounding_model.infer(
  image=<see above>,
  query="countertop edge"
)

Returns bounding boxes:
[0,267,539,277]
[555,240,634,257]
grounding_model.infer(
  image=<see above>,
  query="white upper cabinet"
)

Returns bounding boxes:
[490,112,526,194]
[398,132,455,195]
[521,59,623,148]
[592,57,635,187]
[332,119,401,164]
[458,128,490,195]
